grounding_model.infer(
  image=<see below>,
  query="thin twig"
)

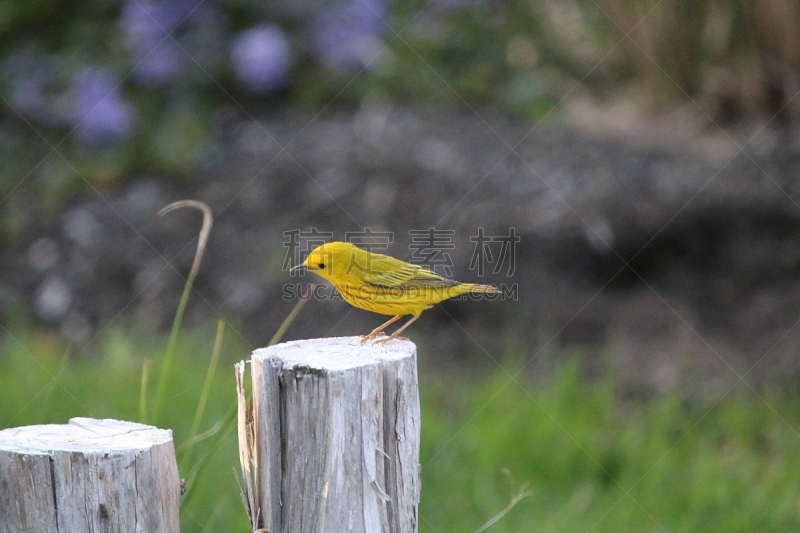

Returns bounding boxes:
[180,320,226,472]
[474,468,533,533]
[268,286,314,346]
[157,200,214,282]
[138,358,151,422]
[153,200,214,421]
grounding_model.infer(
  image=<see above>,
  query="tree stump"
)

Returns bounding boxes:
[248,337,420,533]
[0,418,180,533]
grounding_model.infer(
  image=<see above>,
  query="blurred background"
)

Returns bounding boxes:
[3,0,800,531]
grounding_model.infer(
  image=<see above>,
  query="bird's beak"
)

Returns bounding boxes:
[290,264,307,272]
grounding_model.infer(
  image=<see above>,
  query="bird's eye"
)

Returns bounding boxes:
[318,263,326,269]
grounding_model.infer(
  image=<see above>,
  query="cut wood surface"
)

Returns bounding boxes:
[249,336,420,533]
[0,417,180,533]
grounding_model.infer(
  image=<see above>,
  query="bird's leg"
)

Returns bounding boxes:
[374,316,420,345]
[360,315,403,344]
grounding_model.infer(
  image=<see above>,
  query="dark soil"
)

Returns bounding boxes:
[5,107,800,395]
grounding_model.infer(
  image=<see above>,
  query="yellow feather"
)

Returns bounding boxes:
[299,241,499,342]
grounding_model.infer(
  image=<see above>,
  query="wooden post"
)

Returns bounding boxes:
[0,418,181,533]
[247,337,420,533]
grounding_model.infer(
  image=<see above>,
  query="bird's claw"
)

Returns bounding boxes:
[359,331,387,344]
[373,335,409,346]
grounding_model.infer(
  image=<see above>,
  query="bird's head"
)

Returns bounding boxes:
[291,241,361,282]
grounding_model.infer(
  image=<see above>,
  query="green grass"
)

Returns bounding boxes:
[421,363,800,532]
[2,327,800,532]
[0,326,250,531]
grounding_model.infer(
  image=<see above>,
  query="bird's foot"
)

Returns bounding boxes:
[373,334,409,346]
[359,331,386,345]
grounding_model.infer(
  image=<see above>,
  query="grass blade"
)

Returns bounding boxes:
[268,288,311,347]
[154,200,213,420]
[181,319,225,472]
[139,358,151,423]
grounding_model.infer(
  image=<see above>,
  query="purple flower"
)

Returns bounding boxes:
[312,0,387,73]
[7,57,53,113]
[432,0,470,12]
[120,0,203,86]
[70,67,134,145]
[231,25,291,93]
[1,49,62,125]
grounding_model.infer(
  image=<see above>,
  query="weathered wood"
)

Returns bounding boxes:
[249,337,420,533]
[0,418,180,533]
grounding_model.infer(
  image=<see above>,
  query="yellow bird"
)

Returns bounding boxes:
[292,241,499,344]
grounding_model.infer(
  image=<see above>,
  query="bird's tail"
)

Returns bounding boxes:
[457,283,501,295]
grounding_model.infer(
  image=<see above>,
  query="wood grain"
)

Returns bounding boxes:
[0,418,180,533]
[249,337,420,533]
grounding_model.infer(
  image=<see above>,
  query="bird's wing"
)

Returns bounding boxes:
[361,255,457,288]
